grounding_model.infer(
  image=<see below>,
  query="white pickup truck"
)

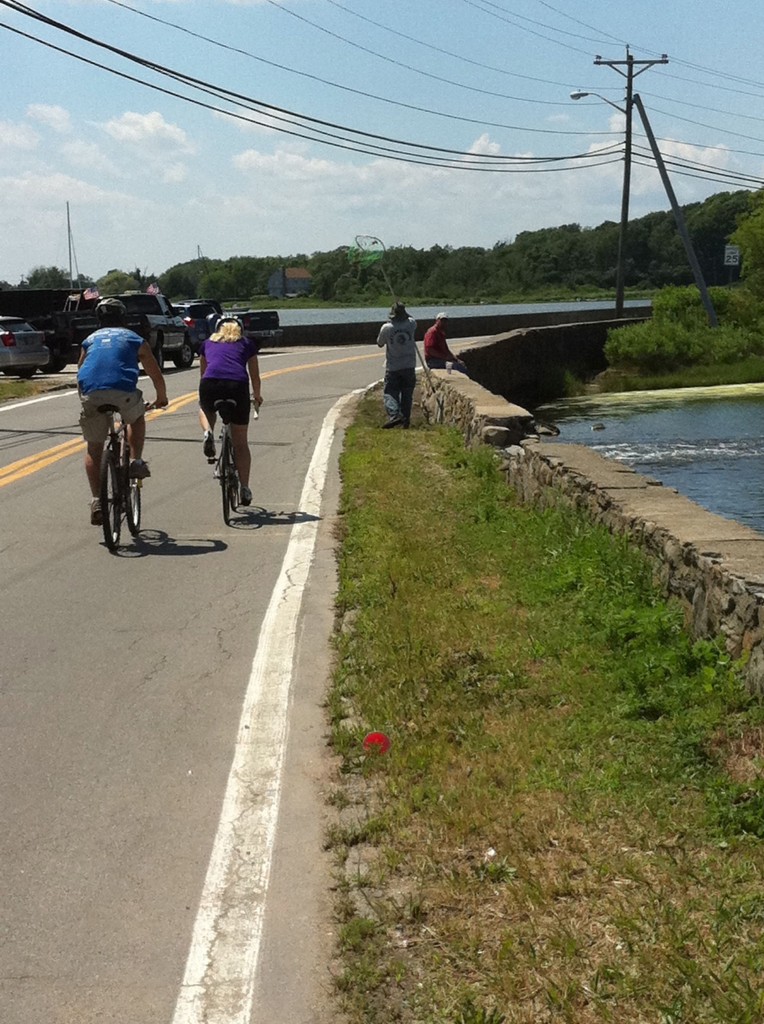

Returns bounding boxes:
[105,292,195,369]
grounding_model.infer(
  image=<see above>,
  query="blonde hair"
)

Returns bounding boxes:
[210,320,243,343]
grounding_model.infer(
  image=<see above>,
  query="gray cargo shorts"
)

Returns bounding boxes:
[79,388,145,444]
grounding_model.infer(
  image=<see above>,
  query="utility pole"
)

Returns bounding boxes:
[632,94,718,327]
[594,49,668,316]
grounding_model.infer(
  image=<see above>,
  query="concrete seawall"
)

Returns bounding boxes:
[280,304,651,349]
[419,366,764,694]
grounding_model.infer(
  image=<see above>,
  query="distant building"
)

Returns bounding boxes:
[268,266,312,298]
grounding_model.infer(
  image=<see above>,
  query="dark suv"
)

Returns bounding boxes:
[175,300,223,348]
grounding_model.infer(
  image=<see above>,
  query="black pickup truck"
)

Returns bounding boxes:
[0,289,97,372]
[229,309,284,349]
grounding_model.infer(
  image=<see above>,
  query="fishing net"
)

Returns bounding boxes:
[347,235,386,267]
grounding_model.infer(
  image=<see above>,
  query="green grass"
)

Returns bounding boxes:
[0,378,39,402]
[595,356,764,393]
[327,391,764,1023]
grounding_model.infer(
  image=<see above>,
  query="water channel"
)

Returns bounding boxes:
[539,384,764,537]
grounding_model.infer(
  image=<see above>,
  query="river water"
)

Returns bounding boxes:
[275,299,647,327]
[539,384,764,536]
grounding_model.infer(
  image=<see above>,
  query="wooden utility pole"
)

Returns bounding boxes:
[594,50,668,316]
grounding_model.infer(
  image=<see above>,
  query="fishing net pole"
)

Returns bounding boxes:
[347,235,396,299]
[349,234,438,399]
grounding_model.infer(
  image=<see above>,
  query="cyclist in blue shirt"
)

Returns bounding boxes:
[77,298,168,525]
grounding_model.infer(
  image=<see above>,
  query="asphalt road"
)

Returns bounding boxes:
[0,345,384,1024]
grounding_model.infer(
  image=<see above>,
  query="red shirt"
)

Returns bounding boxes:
[424,321,455,362]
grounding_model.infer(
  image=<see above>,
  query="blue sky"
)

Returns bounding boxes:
[2,0,764,284]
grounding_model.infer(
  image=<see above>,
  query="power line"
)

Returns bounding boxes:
[0,6,623,172]
[259,0,575,105]
[101,0,618,140]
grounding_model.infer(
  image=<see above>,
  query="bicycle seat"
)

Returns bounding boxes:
[214,398,237,424]
[97,403,120,414]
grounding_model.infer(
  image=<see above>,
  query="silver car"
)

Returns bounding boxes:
[0,317,50,378]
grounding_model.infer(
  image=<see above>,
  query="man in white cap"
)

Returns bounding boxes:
[423,312,468,374]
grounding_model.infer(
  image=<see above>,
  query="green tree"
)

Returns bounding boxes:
[26,265,70,288]
[97,269,140,294]
[731,191,764,294]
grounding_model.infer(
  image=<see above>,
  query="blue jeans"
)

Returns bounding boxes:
[383,367,416,424]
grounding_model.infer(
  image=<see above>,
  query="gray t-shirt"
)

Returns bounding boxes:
[377,316,418,371]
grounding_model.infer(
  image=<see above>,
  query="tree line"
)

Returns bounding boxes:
[2,189,753,305]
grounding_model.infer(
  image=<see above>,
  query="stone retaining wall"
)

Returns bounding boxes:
[419,369,764,693]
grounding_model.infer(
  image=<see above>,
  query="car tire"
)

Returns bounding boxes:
[47,355,68,374]
[154,340,164,372]
[173,337,195,369]
[16,369,37,379]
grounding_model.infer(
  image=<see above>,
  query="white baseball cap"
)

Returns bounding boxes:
[436,311,448,319]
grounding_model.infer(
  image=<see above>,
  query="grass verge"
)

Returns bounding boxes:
[0,379,39,402]
[327,390,764,1024]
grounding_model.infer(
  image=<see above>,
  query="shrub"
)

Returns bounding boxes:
[605,285,764,371]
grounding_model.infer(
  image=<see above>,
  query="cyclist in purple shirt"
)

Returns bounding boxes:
[198,315,262,506]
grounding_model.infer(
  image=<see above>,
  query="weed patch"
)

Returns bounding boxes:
[328,393,764,1023]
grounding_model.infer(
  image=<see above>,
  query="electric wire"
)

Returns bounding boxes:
[101,0,618,139]
[0,11,623,172]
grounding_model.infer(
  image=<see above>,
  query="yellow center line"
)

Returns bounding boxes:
[0,351,380,488]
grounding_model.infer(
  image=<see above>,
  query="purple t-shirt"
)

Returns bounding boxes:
[199,337,258,382]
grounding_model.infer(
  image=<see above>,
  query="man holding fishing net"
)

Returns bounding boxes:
[376,301,418,429]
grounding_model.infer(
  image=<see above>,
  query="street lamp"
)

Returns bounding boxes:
[571,90,632,318]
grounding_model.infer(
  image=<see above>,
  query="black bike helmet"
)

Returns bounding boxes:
[96,297,127,324]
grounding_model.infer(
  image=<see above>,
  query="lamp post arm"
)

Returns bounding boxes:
[632,94,719,328]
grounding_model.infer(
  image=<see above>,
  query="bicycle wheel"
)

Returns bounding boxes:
[220,431,234,525]
[126,479,142,536]
[100,447,122,551]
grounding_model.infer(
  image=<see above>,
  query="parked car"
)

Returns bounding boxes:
[0,317,50,378]
[228,309,283,349]
[175,300,223,349]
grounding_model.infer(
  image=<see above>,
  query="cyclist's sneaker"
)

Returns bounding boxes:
[90,497,103,526]
[240,485,252,506]
[129,458,151,479]
[203,430,216,459]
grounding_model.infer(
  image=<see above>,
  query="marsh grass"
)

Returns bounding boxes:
[328,391,764,1023]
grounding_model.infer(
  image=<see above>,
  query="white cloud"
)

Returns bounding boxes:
[59,139,119,175]
[0,121,39,152]
[102,111,195,155]
[27,104,71,133]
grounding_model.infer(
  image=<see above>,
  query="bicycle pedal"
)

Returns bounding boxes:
[207,457,216,465]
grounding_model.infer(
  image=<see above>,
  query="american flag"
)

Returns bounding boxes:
[83,287,99,300]
[146,283,159,295]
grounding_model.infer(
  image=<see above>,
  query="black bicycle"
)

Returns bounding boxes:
[98,402,152,551]
[211,398,241,525]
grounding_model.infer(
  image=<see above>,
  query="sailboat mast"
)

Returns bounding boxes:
[67,202,73,290]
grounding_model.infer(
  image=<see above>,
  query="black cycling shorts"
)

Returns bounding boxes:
[199,377,251,426]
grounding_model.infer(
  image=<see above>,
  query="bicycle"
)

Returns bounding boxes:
[98,401,153,551]
[208,395,261,525]
[210,398,241,525]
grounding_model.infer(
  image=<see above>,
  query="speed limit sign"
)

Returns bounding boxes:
[724,245,741,266]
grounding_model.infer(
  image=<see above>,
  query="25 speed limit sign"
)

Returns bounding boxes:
[724,245,741,266]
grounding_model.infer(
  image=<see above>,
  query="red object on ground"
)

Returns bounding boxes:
[363,731,391,754]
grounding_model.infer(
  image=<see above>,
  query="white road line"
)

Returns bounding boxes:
[171,391,357,1024]
[0,390,76,412]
